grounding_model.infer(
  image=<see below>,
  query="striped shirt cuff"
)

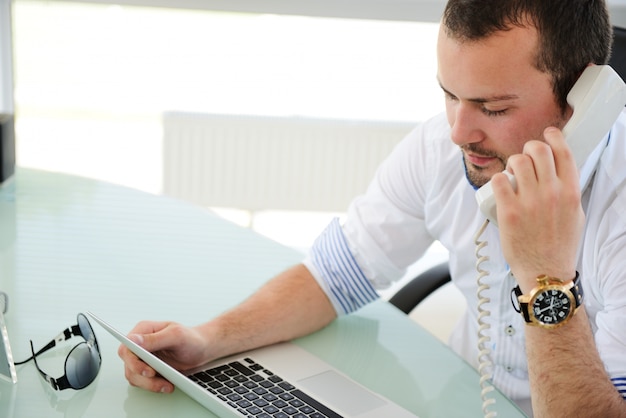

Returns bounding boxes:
[306,218,379,315]
[612,377,626,399]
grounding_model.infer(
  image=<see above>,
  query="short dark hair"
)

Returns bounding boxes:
[442,0,613,111]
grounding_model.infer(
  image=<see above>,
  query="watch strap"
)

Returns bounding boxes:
[512,285,531,322]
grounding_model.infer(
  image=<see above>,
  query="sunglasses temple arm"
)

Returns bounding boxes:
[13,338,55,365]
[14,325,80,365]
[29,340,70,390]
[39,325,81,354]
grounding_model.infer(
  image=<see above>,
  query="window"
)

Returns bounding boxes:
[13,1,441,190]
[12,1,443,250]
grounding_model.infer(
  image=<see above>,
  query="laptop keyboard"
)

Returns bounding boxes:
[188,358,343,418]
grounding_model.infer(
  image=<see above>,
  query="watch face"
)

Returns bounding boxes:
[531,287,574,327]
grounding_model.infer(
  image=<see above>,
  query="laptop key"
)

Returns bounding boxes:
[224,369,239,378]
[278,381,295,390]
[300,405,315,414]
[253,399,269,407]
[290,399,305,408]
[263,405,279,414]
[246,405,262,415]
[268,375,282,383]
[207,381,222,389]
[283,406,298,414]
[217,387,232,396]
[194,372,214,382]
[226,393,242,402]
[215,374,230,382]
[207,365,230,375]
[262,394,278,402]
[229,361,255,376]
[279,393,294,401]
[249,363,264,371]
[236,399,252,409]
[252,387,268,396]
[273,400,288,409]
[243,392,259,401]
[243,381,258,389]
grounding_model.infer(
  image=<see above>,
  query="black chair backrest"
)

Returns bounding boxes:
[388,262,451,314]
[610,26,626,82]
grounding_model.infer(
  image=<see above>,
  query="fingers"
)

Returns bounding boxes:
[119,344,175,393]
[493,126,580,228]
[127,320,173,338]
[117,321,177,393]
[542,126,579,181]
[504,127,575,189]
[117,335,154,378]
[137,322,188,354]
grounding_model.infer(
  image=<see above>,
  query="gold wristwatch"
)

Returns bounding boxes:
[511,272,583,328]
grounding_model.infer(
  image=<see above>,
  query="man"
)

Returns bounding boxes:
[119,1,626,416]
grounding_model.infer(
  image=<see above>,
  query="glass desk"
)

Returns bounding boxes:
[0,169,526,417]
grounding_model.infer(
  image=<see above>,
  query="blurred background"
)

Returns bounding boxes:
[10,0,458,340]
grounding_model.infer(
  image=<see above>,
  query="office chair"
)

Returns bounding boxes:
[610,26,626,81]
[388,27,626,316]
[388,261,451,314]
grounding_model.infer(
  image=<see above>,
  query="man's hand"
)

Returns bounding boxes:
[118,321,211,393]
[491,126,585,291]
[118,264,337,394]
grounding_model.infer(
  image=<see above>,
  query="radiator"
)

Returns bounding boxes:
[162,112,415,213]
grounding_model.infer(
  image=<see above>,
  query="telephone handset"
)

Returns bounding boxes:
[475,65,626,226]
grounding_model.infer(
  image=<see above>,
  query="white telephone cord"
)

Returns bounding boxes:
[475,218,497,418]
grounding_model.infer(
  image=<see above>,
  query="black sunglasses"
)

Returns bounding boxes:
[15,313,101,390]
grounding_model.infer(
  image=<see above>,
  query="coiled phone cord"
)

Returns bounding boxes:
[475,218,497,417]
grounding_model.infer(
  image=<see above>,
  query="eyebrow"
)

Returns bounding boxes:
[438,80,519,104]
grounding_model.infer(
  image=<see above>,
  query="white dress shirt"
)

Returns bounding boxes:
[303,110,626,405]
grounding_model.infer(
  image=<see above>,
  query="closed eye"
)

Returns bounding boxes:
[481,107,508,117]
[438,80,517,118]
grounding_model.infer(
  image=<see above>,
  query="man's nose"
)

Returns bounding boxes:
[449,104,484,146]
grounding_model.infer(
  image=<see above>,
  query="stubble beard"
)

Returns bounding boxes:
[462,145,507,188]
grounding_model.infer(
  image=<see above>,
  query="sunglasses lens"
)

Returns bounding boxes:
[65,342,101,389]
[77,314,97,346]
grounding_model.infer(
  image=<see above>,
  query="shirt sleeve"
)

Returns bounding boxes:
[302,218,379,315]
[611,377,626,399]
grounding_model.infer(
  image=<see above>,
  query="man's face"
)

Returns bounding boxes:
[437,25,570,188]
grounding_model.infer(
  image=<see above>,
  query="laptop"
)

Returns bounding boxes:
[87,311,418,418]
